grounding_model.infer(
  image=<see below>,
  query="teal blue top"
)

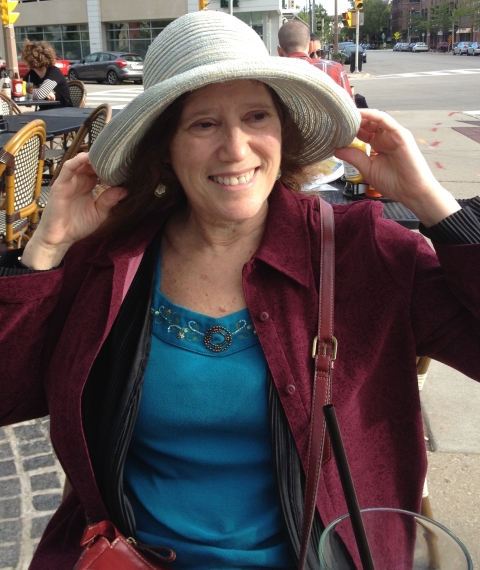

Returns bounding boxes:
[123,257,294,570]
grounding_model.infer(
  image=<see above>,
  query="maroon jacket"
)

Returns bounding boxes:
[1,183,480,568]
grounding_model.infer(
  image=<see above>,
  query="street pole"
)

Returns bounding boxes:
[355,10,359,72]
[229,0,233,15]
[3,24,19,77]
[311,0,315,33]
[334,0,338,54]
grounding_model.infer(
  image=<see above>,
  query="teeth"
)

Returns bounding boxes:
[213,169,255,185]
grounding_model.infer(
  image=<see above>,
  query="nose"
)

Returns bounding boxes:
[217,124,249,163]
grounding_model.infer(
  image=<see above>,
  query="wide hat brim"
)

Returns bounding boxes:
[90,57,361,187]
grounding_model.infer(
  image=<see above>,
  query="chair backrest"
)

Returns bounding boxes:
[50,103,112,185]
[0,119,46,247]
[0,91,22,115]
[68,79,87,108]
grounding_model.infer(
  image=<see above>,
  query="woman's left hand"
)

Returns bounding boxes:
[334,109,460,227]
[46,92,56,101]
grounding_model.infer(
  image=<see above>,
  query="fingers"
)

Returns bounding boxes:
[95,186,128,218]
[334,146,374,185]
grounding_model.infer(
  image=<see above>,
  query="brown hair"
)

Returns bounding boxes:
[21,39,57,69]
[100,84,310,237]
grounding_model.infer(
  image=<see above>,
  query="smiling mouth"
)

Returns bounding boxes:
[211,168,256,186]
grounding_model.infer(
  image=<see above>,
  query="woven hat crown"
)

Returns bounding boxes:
[144,11,269,88]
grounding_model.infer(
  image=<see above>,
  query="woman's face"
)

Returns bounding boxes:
[169,80,282,225]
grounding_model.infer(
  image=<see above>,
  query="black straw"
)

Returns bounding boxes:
[323,404,375,570]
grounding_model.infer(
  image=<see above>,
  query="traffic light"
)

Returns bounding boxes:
[316,21,322,31]
[341,11,353,27]
[198,0,209,10]
[0,0,19,25]
[354,0,364,10]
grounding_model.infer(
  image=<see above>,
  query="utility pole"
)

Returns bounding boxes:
[334,0,338,54]
[311,0,316,33]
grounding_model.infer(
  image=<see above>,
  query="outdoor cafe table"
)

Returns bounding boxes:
[15,100,61,112]
[2,107,120,143]
[311,180,419,229]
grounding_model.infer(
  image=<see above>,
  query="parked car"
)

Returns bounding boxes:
[340,44,367,64]
[393,42,404,51]
[68,51,143,85]
[412,42,429,52]
[453,41,471,55]
[0,56,70,78]
[406,43,416,51]
[467,42,480,56]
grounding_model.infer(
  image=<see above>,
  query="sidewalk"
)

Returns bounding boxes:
[1,109,479,569]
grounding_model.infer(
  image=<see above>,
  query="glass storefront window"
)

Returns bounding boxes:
[15,24,90,61]
[233,12,263,39]
[105,20,174,56]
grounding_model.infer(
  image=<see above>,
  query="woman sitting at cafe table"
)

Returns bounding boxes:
[1,10,480,570]
[21,39,72,108]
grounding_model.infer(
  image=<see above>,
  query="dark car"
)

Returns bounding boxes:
[68,51,143,85]
[340,44,367,64]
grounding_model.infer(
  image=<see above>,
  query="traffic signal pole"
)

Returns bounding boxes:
[355,9,359,72]
[3,24,18,76]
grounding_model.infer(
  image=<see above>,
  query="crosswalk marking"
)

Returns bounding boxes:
[86,86,143,109]
[374,68,480,80]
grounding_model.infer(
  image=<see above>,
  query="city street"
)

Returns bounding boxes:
[1,48,480,570]
[347,49,480,111]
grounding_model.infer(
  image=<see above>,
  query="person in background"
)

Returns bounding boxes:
[309,32,322,59]
[278,20,354,100]
[21,39,72,107]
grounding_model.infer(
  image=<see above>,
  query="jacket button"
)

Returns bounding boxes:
[285,384,296,395]
[259,312,269,321]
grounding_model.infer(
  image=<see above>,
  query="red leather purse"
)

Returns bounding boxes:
[75,197,335,570]
[73,521,175,570]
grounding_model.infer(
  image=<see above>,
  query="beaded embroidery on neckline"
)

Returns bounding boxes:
[151,304,257,353]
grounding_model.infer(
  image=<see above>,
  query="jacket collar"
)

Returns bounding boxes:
[254,182,314,289]
[87,184,314,288]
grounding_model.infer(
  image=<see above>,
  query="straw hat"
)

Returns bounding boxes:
[89,10,361,187]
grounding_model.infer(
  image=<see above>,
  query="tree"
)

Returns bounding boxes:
[428,1,453,42]
[356,0,390,42]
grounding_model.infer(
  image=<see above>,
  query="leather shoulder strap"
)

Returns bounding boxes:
[298,197,336,570]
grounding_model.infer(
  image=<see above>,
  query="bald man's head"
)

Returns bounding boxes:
[277,20,311,56]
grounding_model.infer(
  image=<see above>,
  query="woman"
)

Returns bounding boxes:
[21,39,73,107]
[1,11,480,570]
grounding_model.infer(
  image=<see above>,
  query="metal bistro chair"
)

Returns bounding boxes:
[0,119,46,249]
[40,103,112,211]
[68,79,87,108]
[0,91,22,115]
[44,80,88,172]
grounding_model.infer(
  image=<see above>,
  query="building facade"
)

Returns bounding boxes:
[390,0,479,45]
[2,0,298,64]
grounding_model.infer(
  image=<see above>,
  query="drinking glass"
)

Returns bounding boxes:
[319,507,472,569]
[26,82,34,101]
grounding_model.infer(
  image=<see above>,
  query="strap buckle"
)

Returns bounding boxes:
[312,335,338,360]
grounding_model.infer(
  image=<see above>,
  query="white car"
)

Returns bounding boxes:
[412,42,428,52]
[467,42,480,56]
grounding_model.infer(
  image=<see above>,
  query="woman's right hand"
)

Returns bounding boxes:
[21,152,128,270]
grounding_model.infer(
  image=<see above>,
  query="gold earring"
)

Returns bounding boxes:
[154,183,167,198]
